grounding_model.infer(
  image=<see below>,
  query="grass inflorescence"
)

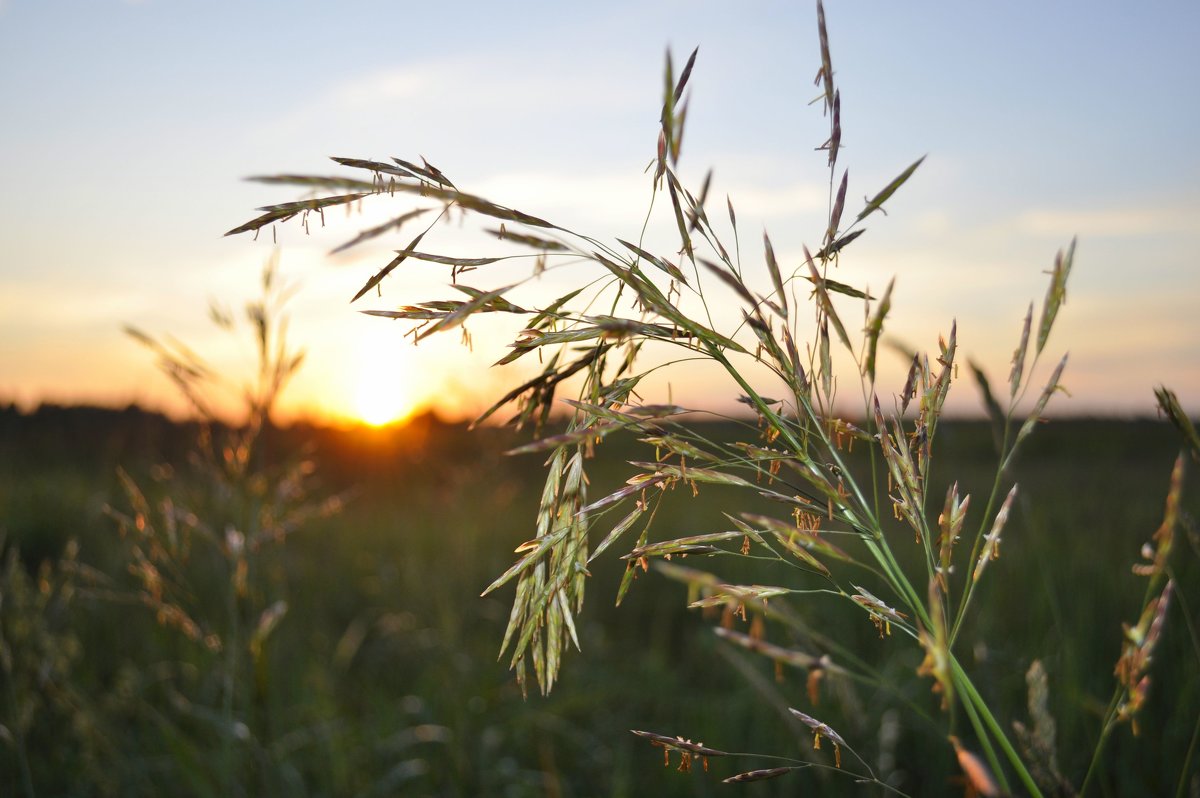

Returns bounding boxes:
[215,3,1200,795]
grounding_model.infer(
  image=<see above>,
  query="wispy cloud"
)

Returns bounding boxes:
[1016,205,1198,238]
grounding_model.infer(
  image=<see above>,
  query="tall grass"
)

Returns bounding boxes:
[100,254,345,795]
[216,2,1193,794]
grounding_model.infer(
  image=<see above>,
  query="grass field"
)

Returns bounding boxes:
[1,404,1197,796]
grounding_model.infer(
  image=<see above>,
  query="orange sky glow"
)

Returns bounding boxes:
[2,2,1198,427]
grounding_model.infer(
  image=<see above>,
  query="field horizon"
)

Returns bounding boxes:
[2,401,1196,795]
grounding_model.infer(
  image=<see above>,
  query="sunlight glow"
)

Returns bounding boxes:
[352,331,419,427]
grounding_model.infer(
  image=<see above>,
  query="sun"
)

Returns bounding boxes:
[352,332,420,427]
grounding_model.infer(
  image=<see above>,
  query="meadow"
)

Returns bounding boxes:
[4,4,1198,795]
[1,403,1196,796]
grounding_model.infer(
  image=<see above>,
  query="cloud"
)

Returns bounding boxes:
[1016,205,1199,238]
[259,56,645,149]
[330,70,429,108]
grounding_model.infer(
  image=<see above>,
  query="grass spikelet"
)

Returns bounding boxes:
[763,232,788,317]
[723,766,797,783]
[1155,387,1200,463]
[854,156,926,223]
[1037,238,1075,355]
[950,735,1002,797]
[973,484,1016,582]
[788,708,846,767]
[1010,353,1068,456]
[826,169,849,246]
[1010,301,1034,398]
[1013,660,1074,796]
[862,278,893,383]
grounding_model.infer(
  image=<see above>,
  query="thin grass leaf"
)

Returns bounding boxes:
[854,155,926,223]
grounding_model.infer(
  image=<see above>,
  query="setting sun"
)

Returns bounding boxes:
[352,331,420,427]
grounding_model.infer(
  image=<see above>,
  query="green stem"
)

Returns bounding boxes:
[950,415,1014,644]
[1079,695,1120,797]
[951,655,1045,798]
[957,681,1009,793]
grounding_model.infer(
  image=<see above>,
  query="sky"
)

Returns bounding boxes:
[2,0,1198,426]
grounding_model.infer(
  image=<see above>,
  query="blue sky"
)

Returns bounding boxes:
[2,0,1198,423]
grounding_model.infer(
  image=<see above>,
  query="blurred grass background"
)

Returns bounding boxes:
[0,404,1196,796]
